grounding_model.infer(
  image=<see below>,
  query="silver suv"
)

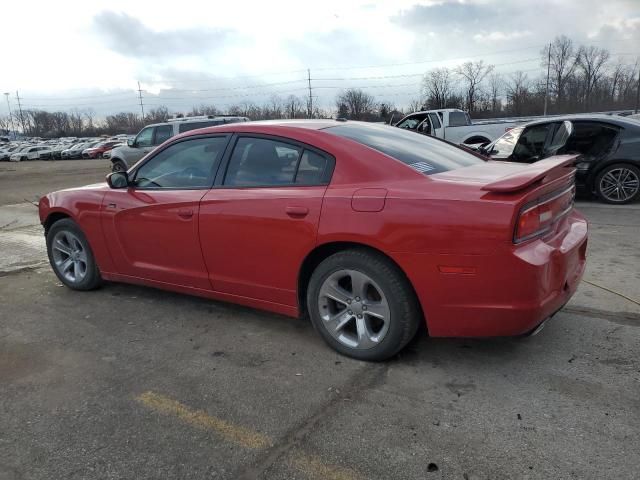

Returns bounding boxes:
[110,115,250,172]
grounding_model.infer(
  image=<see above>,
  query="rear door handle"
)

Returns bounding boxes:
[285,206,309,218]
[178,209,194,219]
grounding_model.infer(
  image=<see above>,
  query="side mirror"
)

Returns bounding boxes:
[127,138,135,147]
[106,171,129,189]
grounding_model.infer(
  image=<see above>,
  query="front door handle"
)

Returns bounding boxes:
[285,206,309,218]
[178,209,194,219]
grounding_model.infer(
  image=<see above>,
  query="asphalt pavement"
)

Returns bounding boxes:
[0,160,638,480]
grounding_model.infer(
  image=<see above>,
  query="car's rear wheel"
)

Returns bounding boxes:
[112,159,126,172]
[307,249,421,361]
[595,163,640,204]
[46,218,101,290]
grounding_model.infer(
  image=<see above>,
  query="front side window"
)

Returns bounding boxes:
[154,125,173,145]
[135,127,154,148]
[396,114,427,130]
[133,136,228,189]
[224,137,301,186]
[326,123,483,175]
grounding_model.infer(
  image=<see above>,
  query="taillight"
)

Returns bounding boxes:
[514,185,575,243]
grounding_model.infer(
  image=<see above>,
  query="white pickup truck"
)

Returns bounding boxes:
[393,108,524,145]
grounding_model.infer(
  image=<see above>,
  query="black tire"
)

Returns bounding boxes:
[112,159,126,172]
[46,218,102,290]
[595,163,640,204]
[307,249,422,361]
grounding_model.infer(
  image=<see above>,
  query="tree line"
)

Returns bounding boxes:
[1,35,638,138]
[421,36,639,118]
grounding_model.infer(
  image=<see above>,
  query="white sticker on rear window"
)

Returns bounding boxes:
[409,161,435,173]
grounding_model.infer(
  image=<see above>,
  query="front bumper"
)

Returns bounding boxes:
[394,210,588,337]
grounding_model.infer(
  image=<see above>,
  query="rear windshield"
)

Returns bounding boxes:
[324,123,483,175]
[448,111,470,127]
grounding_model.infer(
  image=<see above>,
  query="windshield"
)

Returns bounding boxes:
[490,126,524,157]
[325,122,484,175]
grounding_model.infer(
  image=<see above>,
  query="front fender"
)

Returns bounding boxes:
[38,188,115,273]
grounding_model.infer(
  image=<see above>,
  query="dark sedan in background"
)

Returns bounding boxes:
[471,115,640,204]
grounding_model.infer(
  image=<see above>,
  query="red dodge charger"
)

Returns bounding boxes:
[39,120,587,360]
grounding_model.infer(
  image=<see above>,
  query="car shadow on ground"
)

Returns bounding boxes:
[93,280,527,367]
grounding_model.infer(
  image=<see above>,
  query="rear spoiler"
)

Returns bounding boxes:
[481,155,579,193]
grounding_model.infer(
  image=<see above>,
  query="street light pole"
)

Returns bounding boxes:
[4,92,15,139]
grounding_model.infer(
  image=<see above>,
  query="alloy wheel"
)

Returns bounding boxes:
[51,230,88,284]
[317,269,391,350]
[599,167,640,203]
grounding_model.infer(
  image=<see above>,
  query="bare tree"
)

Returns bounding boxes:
[190,104,219,116]
[576,45,610,110]
[335,89,377,120]
[455,61,494,112]
[285,95,305,118]
[146,106,169,123]
[506,71,530,116]
[423,68,455,109]
[83,108,96,132]
[542,36,578,107]
[487,72,503,113]
[408,98,424,113]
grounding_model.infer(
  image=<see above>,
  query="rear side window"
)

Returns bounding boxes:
[448,112,469,127]
[224,137,301,186]
[295,150,328,184]
[429,113,441,129]
[178,120,223,133]
[325,123,483,175]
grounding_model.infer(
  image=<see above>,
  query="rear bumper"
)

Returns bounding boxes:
[394,210,588,337]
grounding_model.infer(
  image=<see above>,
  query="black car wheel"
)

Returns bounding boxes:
[307,249,421,361]
[595,163,640,204]
[112,159,126,172]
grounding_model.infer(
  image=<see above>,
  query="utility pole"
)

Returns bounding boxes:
[635,65,640,114]
[15,90,26,135]
[543,42,551,116]
[137,81,145,121]
[3,92,15,138]
[307,69,313,119]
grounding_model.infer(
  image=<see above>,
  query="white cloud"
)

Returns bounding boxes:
[0,0,638,114]
[473,31,533,43]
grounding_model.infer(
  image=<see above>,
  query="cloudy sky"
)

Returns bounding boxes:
[2,0,639,115]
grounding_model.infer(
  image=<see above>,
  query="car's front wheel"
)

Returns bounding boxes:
[595,163,640,204]
[46,218,102,290]
[111,159,126,172]
[307,249,421,361]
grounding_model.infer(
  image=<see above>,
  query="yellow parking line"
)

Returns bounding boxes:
[292,454,363,480]
[135,391,272,450]
[136,391,362,480]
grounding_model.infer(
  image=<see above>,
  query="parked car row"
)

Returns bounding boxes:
[0,134,132,162]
